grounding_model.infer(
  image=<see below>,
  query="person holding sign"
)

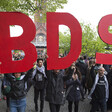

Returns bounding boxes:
[4,68,34,112]
[45,69,65,112]
[32,59,47,112]
[65,65,84,112]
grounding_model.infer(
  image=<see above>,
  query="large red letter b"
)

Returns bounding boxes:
[0,12,37,73]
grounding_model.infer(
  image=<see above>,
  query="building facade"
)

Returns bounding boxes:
[32,1,47,58]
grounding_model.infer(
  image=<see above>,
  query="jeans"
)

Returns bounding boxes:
[10,97,26,112]
[90,99,107,112]
[49,103,61,112]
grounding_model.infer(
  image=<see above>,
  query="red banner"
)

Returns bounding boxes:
[0,12,37,73]
[47,12,82,70]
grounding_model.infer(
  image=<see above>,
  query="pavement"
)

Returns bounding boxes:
[0,87,111,112]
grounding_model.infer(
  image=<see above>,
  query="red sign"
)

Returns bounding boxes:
[96,14,112,65]
[47,12,82,70]
[0,12,37,73]
[0,12,112,73]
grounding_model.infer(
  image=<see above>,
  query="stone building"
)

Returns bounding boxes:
[32,0,47,58]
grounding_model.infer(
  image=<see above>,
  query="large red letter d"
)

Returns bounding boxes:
[47,12,82,70]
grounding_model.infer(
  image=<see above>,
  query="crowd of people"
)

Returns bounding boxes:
[0,54,112,112]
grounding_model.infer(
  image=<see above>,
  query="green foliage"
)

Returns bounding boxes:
[0,0,68,15]
[0,0,34,15]
[59,22,110,57]
[81,23,103,56]
[46,0,67,12]
[59,31,70,54]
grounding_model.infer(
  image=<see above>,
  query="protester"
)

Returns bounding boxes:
[76,56,88,94]
[32,58,47,112]
[65,63,82,81]
[88,67,109,112]
[83,55,89,67]
[45,69,68,112]
[4,68,33,112]
[65,65,84,112]
[86,59,96,94]
[26,61,37,92]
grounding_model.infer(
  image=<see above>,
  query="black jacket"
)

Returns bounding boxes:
[45,70,65,104]
[33,69,47,90]
[66,78,84,101]
[5,68,33,100]
[66,67,74,79]
[76,61,87,76]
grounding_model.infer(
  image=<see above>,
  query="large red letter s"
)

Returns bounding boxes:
[96,14,112,65]
[47,12,82,70]
[0,12,37,73]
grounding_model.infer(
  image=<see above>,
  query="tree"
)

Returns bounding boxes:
[59,22,110,57]
[59,31,70,54]
[0,0,68,15]
[81,22,106,57]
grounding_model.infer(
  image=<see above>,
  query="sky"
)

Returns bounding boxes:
[10,0,112,36]
[57,0,112,32]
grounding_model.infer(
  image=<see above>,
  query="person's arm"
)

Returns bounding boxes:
[90,65,96,80]
[4,73,14,82]
[24,68,34,81]
[32,68,37,79]
[88,74,98,99]
[63,68,74,81]
[2,76,8,88]
[105,76,109,101]
[66,78,80,86]
[65,78,74,86]
[63,75,70,81]
[66,73,79,86]
[2,75,11,91]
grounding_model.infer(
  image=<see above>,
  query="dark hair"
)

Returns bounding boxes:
[12,72,22,75]
[73,66,82,81]
[89,59,95,67]
[80,56,84,60]
[65,65,82,81]
[83,55,87,59]
[37,58,43,63]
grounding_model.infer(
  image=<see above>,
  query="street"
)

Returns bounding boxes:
[0,87,92,112]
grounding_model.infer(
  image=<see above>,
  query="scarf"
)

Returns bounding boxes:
[36,65,47,78]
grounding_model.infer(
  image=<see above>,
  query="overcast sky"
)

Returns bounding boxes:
[11,0,112,36]
[57,0,112,31]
